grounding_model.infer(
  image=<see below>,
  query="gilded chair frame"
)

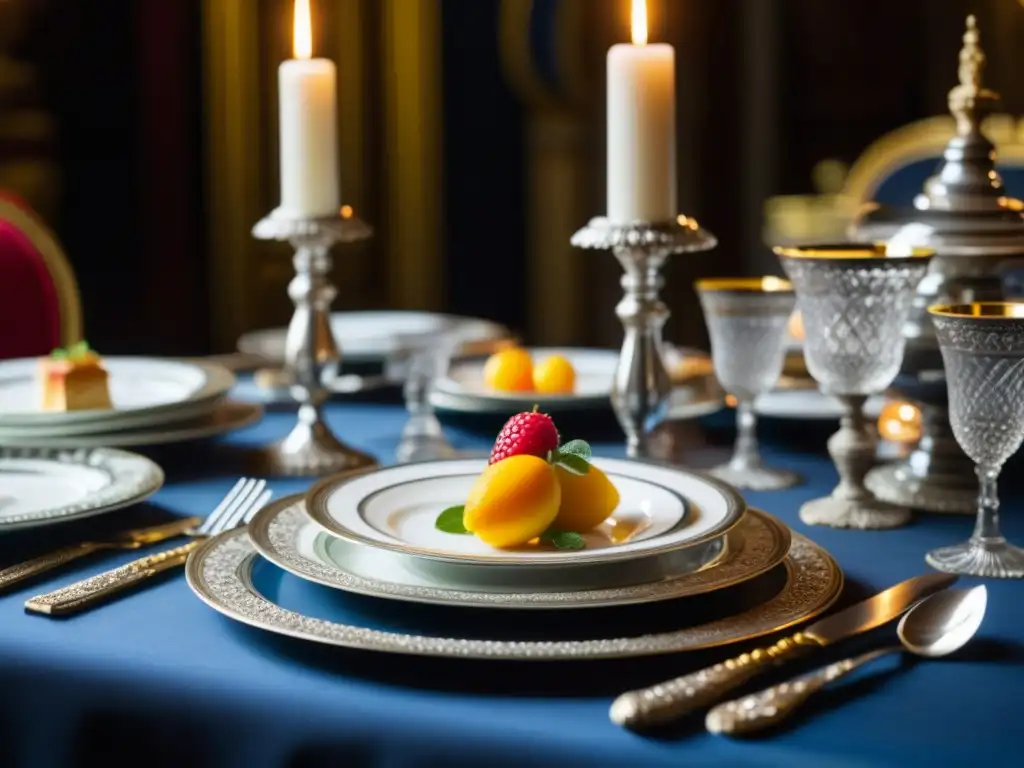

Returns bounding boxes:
[0,196,82,347]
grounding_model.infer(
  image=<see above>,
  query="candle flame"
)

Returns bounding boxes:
[293,0,313,60]
[631,0,648,45]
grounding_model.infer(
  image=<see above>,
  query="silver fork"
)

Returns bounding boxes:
[24,477,272,616]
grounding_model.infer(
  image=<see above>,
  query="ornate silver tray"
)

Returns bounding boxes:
[247,497,791,609]
[185,525,842,660]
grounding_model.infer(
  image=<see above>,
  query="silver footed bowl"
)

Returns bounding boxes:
[775,243,933,530]
[927,302,1024,578]
[696,277,800,491]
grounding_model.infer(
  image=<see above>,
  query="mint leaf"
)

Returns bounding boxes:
[554,453,590,475]
[49,347,68,360]
[435,505,469,534]
[558,439,591,461]
[541,530,585,551]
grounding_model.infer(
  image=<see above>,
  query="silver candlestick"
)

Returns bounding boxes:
[251,207,378,476]
[571,216,717,458]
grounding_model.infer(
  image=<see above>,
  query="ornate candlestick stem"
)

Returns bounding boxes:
[252,209,378,476]
[571,216,717,458]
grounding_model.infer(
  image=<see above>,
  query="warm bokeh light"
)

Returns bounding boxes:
[293,0,313,60]
[725,394,738,408]
[788,311,805,341]
[631,0,648,45]
[877,401,921,444]
[340,204,353,219]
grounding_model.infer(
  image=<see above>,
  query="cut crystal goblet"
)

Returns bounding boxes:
[696,277,800,490]
[775,243,933,529]
[926,302,1024,578]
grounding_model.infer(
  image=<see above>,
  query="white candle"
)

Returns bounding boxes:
[606,0,677,223]
[277,0,339,218]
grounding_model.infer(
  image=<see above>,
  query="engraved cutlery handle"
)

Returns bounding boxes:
[24,540,201,616]
[609,633,821,729]
[0,543,106,593]
[705,647,895,736]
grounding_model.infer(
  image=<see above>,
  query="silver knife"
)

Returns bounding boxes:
[609,572,958,729]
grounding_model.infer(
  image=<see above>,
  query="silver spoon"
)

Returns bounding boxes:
[705,584,988,736]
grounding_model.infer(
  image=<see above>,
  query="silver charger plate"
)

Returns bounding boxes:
[0,357,235,429]
[0,447,164,531]
[247,497,792,609]
[237,310,513,366]
[0,401,263,449]
[304,457,745,569]
[186,525,842,660]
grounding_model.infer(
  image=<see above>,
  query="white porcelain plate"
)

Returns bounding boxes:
[0,401,263,449]
[0,357,235,428]
[755,389,886,421]
[305,457,745,568]
[237,311,512,365]
[433,348,614,410]
[0,447,164,531]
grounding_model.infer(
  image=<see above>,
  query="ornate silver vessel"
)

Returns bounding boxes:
[851,16,1024,514]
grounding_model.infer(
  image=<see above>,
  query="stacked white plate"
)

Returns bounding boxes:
[186,457,843,661]
[0,357,262,449]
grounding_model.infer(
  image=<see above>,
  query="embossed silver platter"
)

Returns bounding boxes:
[305,458,745,569]
[186,524,842,660]
[0,448,164,531]
[248,496,791,609]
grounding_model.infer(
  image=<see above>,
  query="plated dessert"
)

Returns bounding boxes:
[434,408,619,550]
[39,341,112,411]
[482,348,577,394]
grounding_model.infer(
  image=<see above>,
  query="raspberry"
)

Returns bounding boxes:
[489,409,559,465]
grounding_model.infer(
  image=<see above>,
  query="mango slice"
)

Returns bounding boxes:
[463,455,561,548]
[552,463,620,532]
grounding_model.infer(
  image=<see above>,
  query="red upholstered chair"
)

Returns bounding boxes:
[0,192,82,360]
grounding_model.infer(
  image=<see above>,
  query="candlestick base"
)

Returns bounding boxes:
[251,206,378,477]
[571,216,717,458]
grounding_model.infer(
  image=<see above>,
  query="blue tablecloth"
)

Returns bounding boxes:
[1,402,1022,768]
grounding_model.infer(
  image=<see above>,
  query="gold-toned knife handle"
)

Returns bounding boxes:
[0,543,106,593]
[609,632,822,729]
[705,646,896,736]
[24,540,201,616]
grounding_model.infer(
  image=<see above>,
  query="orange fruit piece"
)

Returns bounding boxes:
[483,348,535,392]
[463,455,561,548]
[533,354,575,394]
[552,463,620,532]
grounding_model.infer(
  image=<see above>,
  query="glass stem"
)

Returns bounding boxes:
[730,400,761,472]
[972,464,1005,545]
[401,366,443,441]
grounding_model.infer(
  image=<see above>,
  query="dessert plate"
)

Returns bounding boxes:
[0,401,263,449]
[431,347,723,418]
[0,358,235,428]
[187,525,842,660]
[305,457,745,568]
[0,448,164,532]
[237,311,513,366]
[248,497,791,609]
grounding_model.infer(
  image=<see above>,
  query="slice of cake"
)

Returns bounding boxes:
[38,341,113,411]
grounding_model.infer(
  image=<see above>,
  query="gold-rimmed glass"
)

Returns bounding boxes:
[927,301,1024,577]
[696,277,800,490]
[774,243,933,529]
